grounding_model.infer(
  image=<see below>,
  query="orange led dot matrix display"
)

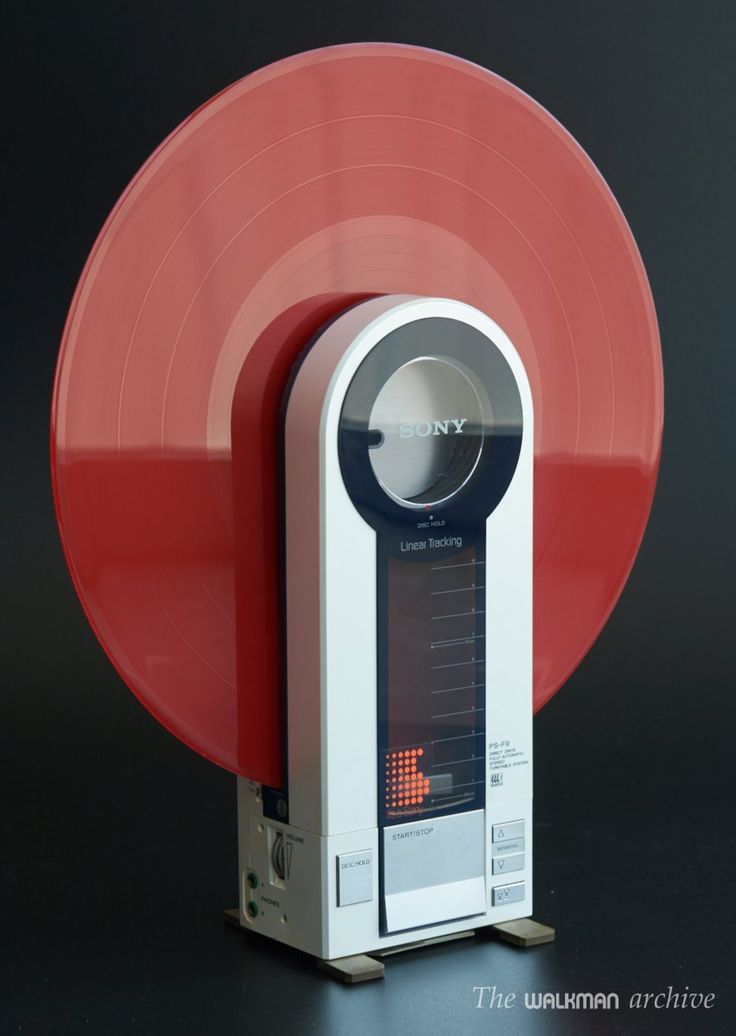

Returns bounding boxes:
[384,748,430,815]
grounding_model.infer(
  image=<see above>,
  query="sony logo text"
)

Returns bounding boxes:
[399,418,468,438]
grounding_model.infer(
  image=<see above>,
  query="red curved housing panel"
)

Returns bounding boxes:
[231,294,373,786]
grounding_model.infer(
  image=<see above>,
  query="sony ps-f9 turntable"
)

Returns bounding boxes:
[51,45,663,979]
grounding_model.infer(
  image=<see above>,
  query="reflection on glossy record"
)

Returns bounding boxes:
[51,43,663,783]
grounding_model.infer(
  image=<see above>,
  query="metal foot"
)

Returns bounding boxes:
[317,954,385,983]
[490,917,555,947]
[225,907,553,978]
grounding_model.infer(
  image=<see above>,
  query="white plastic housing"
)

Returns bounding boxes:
[237,295,533,960]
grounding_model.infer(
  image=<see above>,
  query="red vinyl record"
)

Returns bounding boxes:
[51,44,663,783]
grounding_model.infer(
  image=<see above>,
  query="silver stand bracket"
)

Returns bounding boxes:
[225,910,554,983]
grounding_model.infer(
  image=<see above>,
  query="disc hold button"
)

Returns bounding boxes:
[336,850,374,907]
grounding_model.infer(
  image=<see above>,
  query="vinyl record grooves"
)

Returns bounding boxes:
[51,43,663,779]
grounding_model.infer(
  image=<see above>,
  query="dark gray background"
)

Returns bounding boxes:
[2,1,734,1033]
